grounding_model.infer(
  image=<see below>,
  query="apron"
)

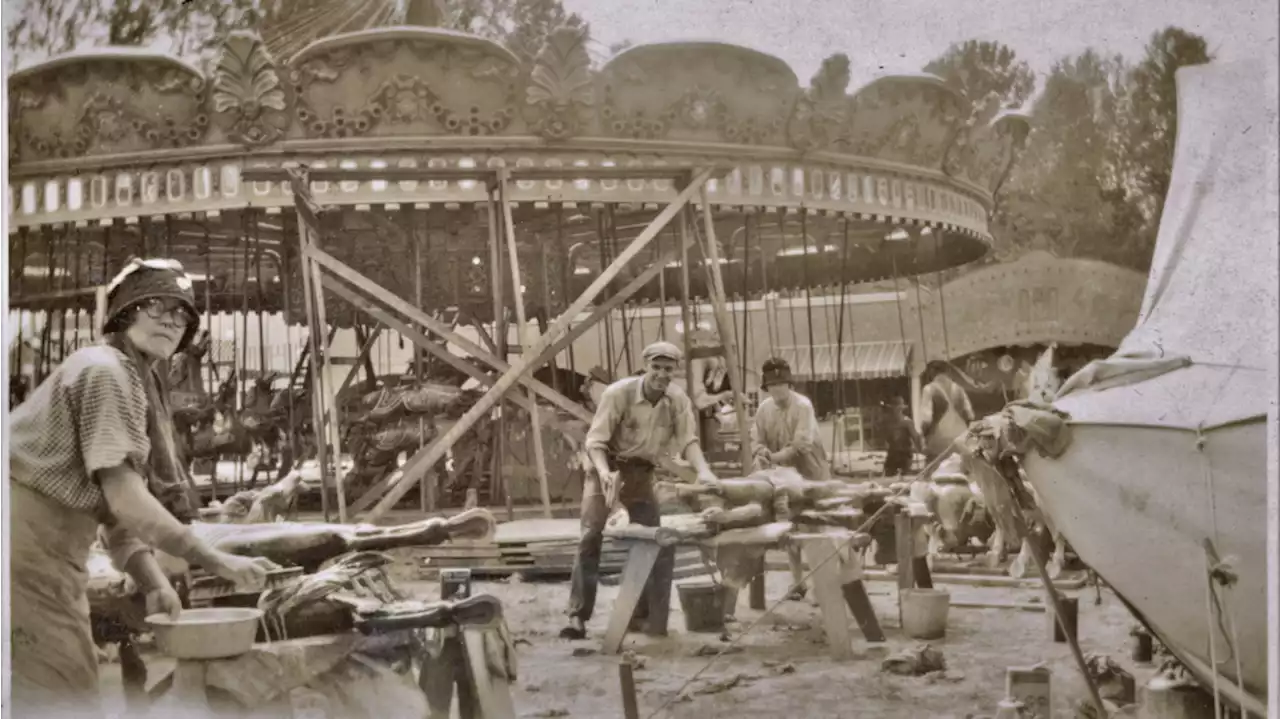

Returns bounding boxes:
[9,481,104,718]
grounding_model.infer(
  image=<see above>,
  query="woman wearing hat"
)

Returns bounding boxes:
[750,357,830,482]
[9,258,277,716]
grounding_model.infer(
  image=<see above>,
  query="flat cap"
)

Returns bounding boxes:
[641,341,682,362]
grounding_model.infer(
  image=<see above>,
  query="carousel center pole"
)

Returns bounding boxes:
[497,170,554,519]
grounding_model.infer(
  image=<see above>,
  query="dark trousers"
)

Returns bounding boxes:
[567,461,674,624]
[884,448,913,477]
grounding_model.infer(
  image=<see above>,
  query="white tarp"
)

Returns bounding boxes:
[1121,60,1278,372]
[1056,60,1278,428]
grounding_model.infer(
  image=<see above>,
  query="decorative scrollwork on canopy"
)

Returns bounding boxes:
[212,31,292,147]
[524,26,594,140]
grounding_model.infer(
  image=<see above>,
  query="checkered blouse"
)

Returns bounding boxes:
[10,344,152,515]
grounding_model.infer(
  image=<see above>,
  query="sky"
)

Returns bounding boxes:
[562,0,1278,96]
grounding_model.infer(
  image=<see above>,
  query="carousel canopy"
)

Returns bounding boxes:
[8,19,1029,322]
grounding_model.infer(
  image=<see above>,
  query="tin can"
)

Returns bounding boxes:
[440,568,473,601]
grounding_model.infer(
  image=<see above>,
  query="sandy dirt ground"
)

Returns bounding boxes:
[102,556,1149,719]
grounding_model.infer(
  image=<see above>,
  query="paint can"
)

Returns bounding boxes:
[440,568,473,601]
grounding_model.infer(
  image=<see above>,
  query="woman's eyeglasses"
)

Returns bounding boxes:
[136,299,197,328]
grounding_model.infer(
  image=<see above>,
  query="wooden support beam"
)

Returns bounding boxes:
[361,169,714,522]
[335,325,383,399]
[289,171,347,522]
[307,246,591,424]
[498,170,553,519]
[693,193,753,473]
[291,174,335,523]
[487,183,513,522]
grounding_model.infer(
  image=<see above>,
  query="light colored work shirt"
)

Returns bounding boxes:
[584,376,699,463]
[751,389,823,454]
[8,343,153,570]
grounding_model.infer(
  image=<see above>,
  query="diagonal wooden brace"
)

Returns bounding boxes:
[308,245,591,423]
[323,217,698,517]
[360,168,715,521]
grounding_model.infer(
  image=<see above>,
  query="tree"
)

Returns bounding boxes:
[995,50,1148,268]
[443,0,588,65]
[7,0,256,71]
[924,40,1037,124]
[7,0,609,72]
[1116,27,1213,228]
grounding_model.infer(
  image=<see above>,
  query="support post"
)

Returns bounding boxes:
[498,171,553,519]
[694,191,753,475]
[290,172,335,523]
[361,169,715,521]
[486,191,513,521]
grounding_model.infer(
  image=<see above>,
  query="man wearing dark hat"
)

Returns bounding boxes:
[561,340,719,640]
[881,395,923,477]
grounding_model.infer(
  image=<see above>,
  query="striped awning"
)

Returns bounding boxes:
[776,341,911,382]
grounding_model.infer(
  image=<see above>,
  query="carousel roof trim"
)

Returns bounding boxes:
[288,26,522,67]
[603,40,800,87]
[7,46,205,83]
[7,25,1029,242]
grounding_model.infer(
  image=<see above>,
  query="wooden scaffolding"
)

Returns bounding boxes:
[241,164,753,525]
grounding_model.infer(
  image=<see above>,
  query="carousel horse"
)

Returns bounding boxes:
[918,361,978,462]
[1004,344,1072,578]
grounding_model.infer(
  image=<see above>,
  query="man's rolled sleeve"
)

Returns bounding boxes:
[98,521,152,574]
[671,394,699,455]
[584,387,624,454]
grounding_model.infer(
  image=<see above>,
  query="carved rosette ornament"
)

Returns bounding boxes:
[212,31,292,147]
[525,26,594,140]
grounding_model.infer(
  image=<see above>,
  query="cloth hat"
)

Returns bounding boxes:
[761,357,793,388]
[641,341,682,363]
[104,258,200,353]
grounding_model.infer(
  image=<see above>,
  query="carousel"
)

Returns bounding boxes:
[8,12,1028,517]
[8,3,1033,715]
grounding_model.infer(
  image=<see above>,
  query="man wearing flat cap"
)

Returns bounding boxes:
[561,340,719,640]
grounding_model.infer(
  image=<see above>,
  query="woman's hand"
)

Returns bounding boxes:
[210,552,280,591]
[145,584,184,620]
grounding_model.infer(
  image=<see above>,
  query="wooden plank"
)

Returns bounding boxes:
[798,536,853,661]
[290,172,335,523]
[498,170,552,519]
[312,248,590,423]
[694,191,753,474]
[601,542,663,655]
[461,629,517,719]
[362,169,714,522]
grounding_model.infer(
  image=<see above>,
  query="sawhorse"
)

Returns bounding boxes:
[421,624,517,719]
[601,526,885,660]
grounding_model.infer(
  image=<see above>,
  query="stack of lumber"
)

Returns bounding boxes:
[417,517,709,579]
